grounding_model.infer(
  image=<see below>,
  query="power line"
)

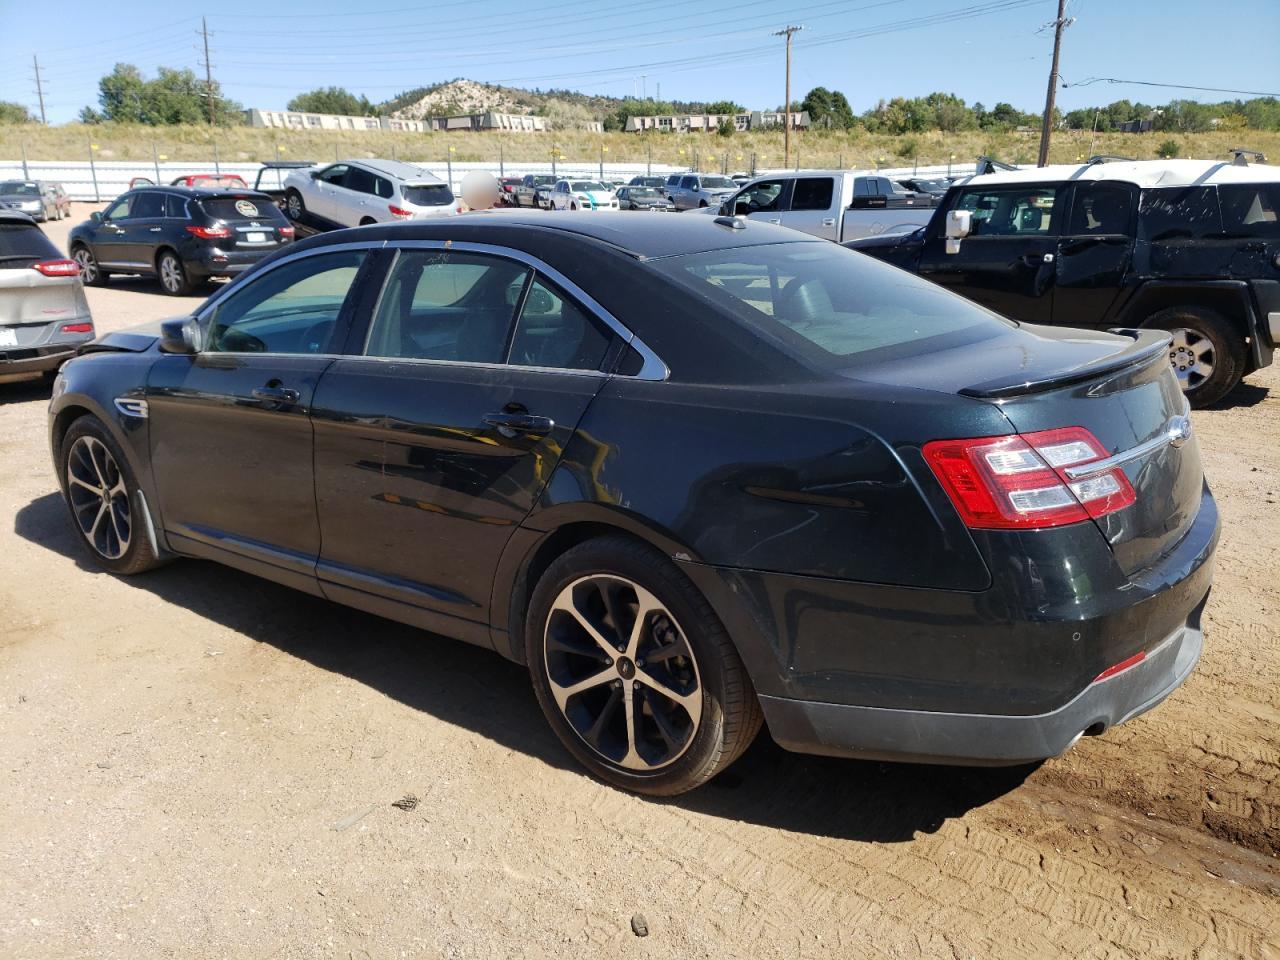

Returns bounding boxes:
[1062,77,1280,98]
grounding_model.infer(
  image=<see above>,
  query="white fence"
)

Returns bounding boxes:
[0,159,984,202]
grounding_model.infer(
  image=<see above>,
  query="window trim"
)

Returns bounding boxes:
[191,238,668,380]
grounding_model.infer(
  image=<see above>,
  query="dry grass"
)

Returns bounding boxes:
[2,122,1277,171]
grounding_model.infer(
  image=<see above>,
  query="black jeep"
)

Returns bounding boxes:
[846,157,1280,406]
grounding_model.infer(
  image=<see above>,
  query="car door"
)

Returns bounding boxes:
[117,190,167,270]
[779,175,837,238]
[90,195,136,266]
[918,182,1063,323]
[1052,180,1138,328]
[340,164,378,224]
[146,246,376,594]
[309,243,618,636]
[310,163,349,222]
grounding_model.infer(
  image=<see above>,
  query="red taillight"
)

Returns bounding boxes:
[32,259,79,278]
[61,322,93,334]
[278,225,295,238]
[388,205,413,219]
[923,426,1136,530]
[186,224,231,239]
[1094,651,1145,682]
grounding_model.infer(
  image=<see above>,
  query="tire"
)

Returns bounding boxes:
[156,250,194,296]
[72,244,106,286]
[284,189,305,222]
[1146,306,1245,408]
[570,203,578,211]
[58,416,164,576]
[526,536,762,796]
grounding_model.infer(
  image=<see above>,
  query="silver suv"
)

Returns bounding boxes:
[668,174,740,211]
[283,159,458,228]
[0,212,94,383]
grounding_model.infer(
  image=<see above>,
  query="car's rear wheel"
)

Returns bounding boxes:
[1147,306,1244,407]
[526,537,762,795]
[72,245,106,286]
[285,189,305,221]
[157,250,193,296]
[59,416,163,575]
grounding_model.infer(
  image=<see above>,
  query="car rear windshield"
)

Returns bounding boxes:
[0,181,41,197]
[402,184,454,206]
[0,221,61,267]
[653,241,1013,367]
[196,196,287,223]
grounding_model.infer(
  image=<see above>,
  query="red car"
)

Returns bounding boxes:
[170,174,248,189]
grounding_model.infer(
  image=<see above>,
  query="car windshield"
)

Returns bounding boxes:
[700,177,736,190]
[572,182,606,192]
[0,182,40,197]
[653,241,1013,367]
[402,184,454,206]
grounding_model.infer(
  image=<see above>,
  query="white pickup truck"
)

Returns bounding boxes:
[714,171,939,241]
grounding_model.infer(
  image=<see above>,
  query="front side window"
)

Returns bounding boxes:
[1066,183,1135,235]
[654,242,1013,366]
[508,278,612,371]
[791,177,834,211]
[317,164,348,187]
[364,250,529,363]
[103,197,133,221]
[737,179,784,213]
[205,250,366,354]
[953,185,1059,236]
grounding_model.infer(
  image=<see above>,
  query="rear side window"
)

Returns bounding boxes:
[373,177,393,199]
[402,184,453,206]
[1219,184,1280,238]
[508,278,612,371]
[197,197,284,223]
[953,185,1058,236]
[791,178,834,211]
[1138,186,1222,241]
[165,195,188,219]
[131,192,165,218]
[364,250,529,363]
[0,222,60,267]
[654,242,1012,366]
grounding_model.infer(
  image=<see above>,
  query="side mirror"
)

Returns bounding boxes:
[159,316,203,355]
[309,170,321,180]
[945,209,972,239]
[89,211,103,223]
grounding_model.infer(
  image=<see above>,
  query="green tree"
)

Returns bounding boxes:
[1157,139,1180,159]
[717,117,735,137]
[287,86,378,115]
[89,63,241,125]
[0,101,33,124]
[704,100,744,115]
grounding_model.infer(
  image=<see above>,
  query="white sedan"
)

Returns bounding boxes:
[547,180,619,211]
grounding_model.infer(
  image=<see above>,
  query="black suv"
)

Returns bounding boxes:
[69,186,294,296]
[847,159,1280,406]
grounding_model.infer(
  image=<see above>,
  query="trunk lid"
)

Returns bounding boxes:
[195,195,291,251]
[858,324,1202,576]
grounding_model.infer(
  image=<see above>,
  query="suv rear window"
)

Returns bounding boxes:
[654,241,1012,365]
[402,184,453,206]
[196,197,286,222]
[1219,183,1280,238]
[0,221,61,267]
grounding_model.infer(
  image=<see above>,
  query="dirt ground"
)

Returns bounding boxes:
[1,205,1277,959]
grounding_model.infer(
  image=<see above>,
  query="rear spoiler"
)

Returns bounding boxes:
[958,328,1171,399]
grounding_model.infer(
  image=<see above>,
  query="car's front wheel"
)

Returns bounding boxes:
[59,416,164,575]
[72,245,106,286]
[157,250,194,296]
[526,537,762,795]
[1147,306,1244,407]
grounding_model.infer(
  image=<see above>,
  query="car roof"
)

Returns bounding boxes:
[299,210,814,260]
[963,158,1280,188]
[347,158,443,182]
[131,185,275,200]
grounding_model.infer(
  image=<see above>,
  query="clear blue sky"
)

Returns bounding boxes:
[2,0,1277,124]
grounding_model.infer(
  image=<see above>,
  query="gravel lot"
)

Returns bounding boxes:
[2,205,1278,959]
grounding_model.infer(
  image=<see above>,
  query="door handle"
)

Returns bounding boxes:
[1021,252,1053,266]
[252,385,300,404]
[482,411,554,435]
[822,218,836,226]
[767,218,781,224]
[149,227,163,232]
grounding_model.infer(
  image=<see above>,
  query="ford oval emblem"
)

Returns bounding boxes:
[1168,415,1192,448]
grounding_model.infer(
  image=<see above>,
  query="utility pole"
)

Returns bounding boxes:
[1037,0,1071,166]
[199,17,216,125]
[774,25,803,168]
[640,74,647,100]
[32,55,47,124]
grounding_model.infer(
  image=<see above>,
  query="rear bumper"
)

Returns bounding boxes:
[186,244,284,279]
[759,605,1205,765]
[0,343,82,381]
